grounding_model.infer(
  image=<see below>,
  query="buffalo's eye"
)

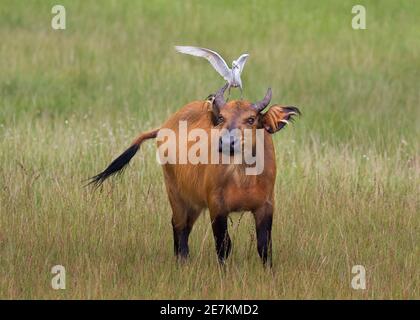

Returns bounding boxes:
[217,115,224,124]
[247,117,255,125]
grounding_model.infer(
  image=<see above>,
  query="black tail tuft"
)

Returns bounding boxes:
[86,144,140,189]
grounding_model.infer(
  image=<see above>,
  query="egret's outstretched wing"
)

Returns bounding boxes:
[235,53,249,73]
[175,46,231,81]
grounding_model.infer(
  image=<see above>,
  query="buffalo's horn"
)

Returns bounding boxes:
[252,88,272,113]
[213,83,228,110]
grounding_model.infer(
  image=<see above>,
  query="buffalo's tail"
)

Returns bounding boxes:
[86,128,159,188]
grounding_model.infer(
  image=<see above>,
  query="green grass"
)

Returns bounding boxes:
[0,0,419,299]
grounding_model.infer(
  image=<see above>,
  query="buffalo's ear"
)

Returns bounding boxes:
[261,105,301,134]
[204,94,220,125]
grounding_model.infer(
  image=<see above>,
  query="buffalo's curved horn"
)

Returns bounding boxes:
[252,88,272,113]
[213,83,228,110]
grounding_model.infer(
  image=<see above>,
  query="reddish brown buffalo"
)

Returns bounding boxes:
[89,85,300,266]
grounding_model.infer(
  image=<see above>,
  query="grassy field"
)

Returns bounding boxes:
[0,0,419,299]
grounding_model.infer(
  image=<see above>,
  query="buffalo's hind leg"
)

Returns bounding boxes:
[253,202,273,267]
[167,190,200,262]
[171,217,190,259]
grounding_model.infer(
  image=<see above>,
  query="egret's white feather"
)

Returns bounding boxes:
[175,46,231,81]
[235,54,249,73]
[174,45,249,95]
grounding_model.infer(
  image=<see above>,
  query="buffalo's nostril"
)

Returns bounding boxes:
[218,138,224,153]
[229,138,237,154]
[219,135,239,155]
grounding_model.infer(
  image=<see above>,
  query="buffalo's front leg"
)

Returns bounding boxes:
[210,214,232,264]
[253,203,273,267]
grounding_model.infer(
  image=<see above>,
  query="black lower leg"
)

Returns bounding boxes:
[211,215,232,263]
[256,215,273,267]
[172,219,191,259]
[172,220,179,255]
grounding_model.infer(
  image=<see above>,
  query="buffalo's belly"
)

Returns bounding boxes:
[222,183,272,212]
[162,163,208,209]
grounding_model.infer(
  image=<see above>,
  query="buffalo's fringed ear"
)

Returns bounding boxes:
[206,84,228,126]
[262,105,301,134]
[205,94,220,125]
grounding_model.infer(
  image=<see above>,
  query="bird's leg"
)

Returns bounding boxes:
[240,86,243,100]
[226,84,231,101]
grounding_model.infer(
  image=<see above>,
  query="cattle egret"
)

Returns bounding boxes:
[175,45,249,97]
